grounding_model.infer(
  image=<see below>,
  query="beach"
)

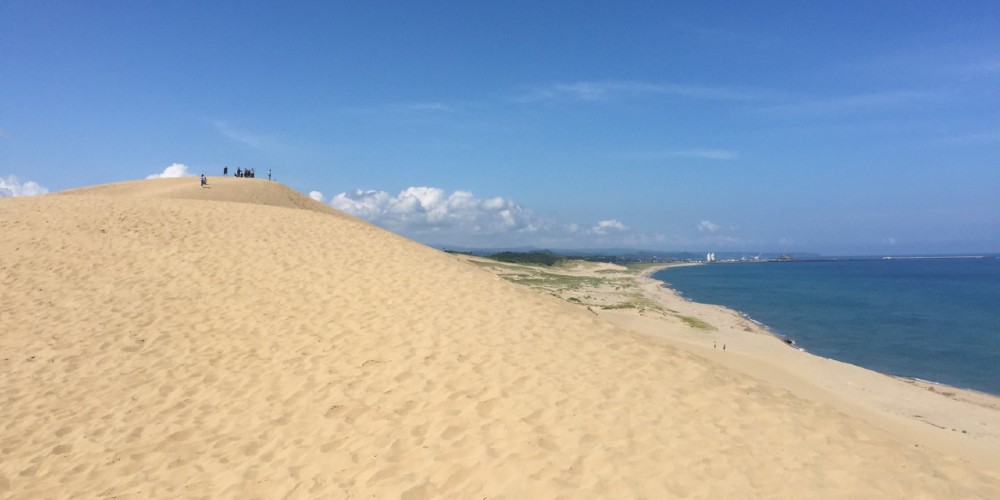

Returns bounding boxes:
[2,177,999,498]
[628,265,1000,470]
[463,257,1000,475]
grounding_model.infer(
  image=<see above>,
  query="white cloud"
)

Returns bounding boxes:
[942,129,1000,145]
[309,191,326,202]
[761,90,945,116]
[331,189,394,220]
[955,58,1000,78]
[621,149,740,161]
[615,149,740,163]
[346,101,466,120]
[212,120,276,151]
[329,187,541,235]
[517,80,766,103]
[0,175,49,197]
[618,232,670,247]
[317,185,666,248]
[589,219,627,235]
[672,149,739,161]
[146,163,193,179]
[406,102,453,112]
[698,220,720,233]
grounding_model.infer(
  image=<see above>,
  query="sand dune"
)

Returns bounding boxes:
[2,177,998,498]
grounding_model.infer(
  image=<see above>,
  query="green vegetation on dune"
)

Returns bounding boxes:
[489,251,567,267]
[624,262,672,273]
[467,260,532,272]
[675,314,715,330]
[465,255,714,332]
[600,293,663,312]
[502,272,621,291]
[594,268,627,274]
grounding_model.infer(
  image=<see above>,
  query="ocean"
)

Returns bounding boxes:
[653,258,1000,395]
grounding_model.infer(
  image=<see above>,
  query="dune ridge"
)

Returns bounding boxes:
[2,177,998,498]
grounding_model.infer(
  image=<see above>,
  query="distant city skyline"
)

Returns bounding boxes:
[3,1,998,255]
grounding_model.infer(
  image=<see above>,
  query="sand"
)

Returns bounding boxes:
[2,177,998,498]
[467,256,1000,470]
[624,265,1000,470]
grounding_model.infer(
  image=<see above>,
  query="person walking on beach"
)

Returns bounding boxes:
[200,174,207,187]
[268,169,272,181]
[223,166,228,176]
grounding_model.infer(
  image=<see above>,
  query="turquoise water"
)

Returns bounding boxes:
[653,258,1000,395]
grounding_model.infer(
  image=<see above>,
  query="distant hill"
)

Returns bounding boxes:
[438,244,821,262]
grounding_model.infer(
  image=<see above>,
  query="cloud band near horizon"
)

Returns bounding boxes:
[0,174,48,197]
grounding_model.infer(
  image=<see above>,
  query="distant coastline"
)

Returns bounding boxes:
[646,255,1000,396]
[659,272,998,399]
[640,263,802,348]
[456,251,1000,477]
[624,261,1000,469]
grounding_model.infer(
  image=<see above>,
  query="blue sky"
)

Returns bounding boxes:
[3,1,998,255]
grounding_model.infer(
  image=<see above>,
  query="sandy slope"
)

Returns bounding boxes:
[2,177,998,498]
[624,268,1000,469]
[460,256,1000,472]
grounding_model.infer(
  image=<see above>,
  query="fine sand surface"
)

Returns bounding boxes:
[2,177,999,498]
[626,265,1000,470]
[468,257,1000,471]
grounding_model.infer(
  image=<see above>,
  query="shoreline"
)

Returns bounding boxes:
[457,254,1000,472]
[627,263,1000,470]
[649,264,801,348]
[644,263,1000,399]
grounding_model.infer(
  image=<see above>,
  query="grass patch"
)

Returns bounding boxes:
[503,272,616,290]
[467,260,533,272]
[489,251,566,267]
[623,262,670,272]
[675,314,715,330]
[599,293,665,313]
[601,303,638,310]
[469,255,683,319]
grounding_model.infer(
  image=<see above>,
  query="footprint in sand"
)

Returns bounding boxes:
[167,429,193,442]
[476,398,498,417]
[324,404,346,419]
[440,425,463,440]
[51,444,73,455]
[242,441,261,456]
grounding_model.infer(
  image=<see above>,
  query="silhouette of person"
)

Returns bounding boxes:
[223,166,228,176]
[200,174,207,187]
